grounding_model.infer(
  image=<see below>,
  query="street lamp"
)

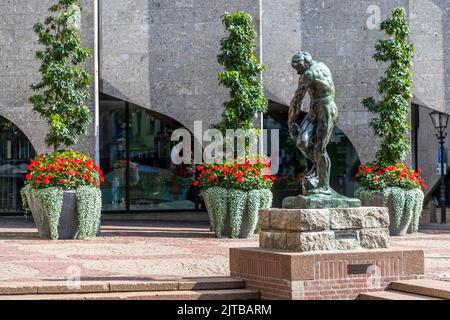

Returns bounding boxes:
[430,110,450,224]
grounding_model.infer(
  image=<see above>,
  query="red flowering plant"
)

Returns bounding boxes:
[193,158,277,191]
[24,150,104,190]
[356,162,427,191]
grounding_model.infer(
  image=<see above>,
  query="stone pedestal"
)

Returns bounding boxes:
[229,207,425,300]
[283,193,361,209]
[259,207,390,252]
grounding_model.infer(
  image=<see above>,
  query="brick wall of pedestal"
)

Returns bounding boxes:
[230,248,425,300]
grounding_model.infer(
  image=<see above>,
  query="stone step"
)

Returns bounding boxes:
[390,279,450,300]
[0,289,259,300]
[358,290,442,300]
[0,277,246,295]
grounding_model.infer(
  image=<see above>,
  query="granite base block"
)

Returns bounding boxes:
[259,207,390,252]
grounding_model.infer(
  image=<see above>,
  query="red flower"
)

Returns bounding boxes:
[26,173,32,180]
[377,171,383,175]
[193,180,199,186]
[373,177,379,181]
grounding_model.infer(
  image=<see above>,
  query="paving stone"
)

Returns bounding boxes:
[0,217,447,285]
[333,239,361,250]
[259,231,289,250]
[258,209,270,230]
[259,231,272,249]
[269,209,329,232]
[0,289,260,300]
[330,207,389,229]
[271,232,288,250]
[286,231,335,252]
[390,279,450,300]
[37,283,110,294]
[358,229,390,249]
[178,278,245,291]
[109,281,178,292]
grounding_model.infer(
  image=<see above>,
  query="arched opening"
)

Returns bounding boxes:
[0,116,36,213]
[99,93,199,212]
[264,101,361,207]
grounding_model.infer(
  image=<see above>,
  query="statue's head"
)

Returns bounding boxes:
[292,51,313,74]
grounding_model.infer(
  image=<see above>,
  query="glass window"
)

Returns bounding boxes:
[99,94,197,212]
[0,116,36,213]
[128,104,196,210]
[99,99,127,211]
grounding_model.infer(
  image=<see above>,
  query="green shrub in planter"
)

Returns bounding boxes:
[198,12,273,239]
[22,150,104,240]
[195,159,275,238]
[29,0,92,152]
[23,1,101,240]
[356,8,425,236]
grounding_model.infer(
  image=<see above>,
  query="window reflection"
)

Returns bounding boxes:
[99,94,196,212]
[100,100,127,210]
[0,116,35,213]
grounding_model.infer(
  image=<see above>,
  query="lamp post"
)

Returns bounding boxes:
[430,111,450,224]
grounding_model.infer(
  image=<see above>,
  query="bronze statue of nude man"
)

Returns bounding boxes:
[288,51,338,196]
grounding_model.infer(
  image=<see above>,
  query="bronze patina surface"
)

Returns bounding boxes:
[287,51,360,208]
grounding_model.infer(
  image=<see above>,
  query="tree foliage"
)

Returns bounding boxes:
[362,7,414,165]
[30,0,92,151]
[216,12,268,132]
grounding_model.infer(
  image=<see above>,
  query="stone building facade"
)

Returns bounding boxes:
[1,0,449,213]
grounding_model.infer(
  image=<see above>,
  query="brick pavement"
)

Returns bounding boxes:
[0,217,448,283]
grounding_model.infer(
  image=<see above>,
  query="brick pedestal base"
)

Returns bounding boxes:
[230,247,424,300]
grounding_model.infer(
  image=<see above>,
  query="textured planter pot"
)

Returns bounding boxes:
[201,193,250,238]
[358,191,410,236]
[201,189,272,239]
[26,190,101,240]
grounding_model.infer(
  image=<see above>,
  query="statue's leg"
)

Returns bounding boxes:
[295,113,316,161]
[295,114,318,193]
[311,104,337,194]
